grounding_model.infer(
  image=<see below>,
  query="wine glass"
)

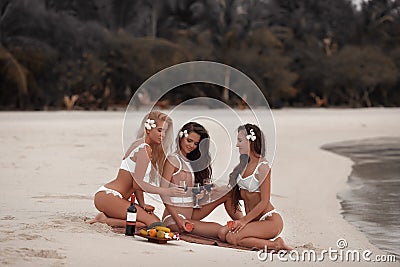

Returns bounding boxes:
[192,183,201,208]
[178,180,187,205]
[203,178,213,203]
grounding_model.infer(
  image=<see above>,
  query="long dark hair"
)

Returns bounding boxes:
[230,124,265,211]
[177,122,212,185]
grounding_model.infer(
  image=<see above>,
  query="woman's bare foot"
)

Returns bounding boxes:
[217,226,230,242]
[86,212,107,224]
[272,237,293,251]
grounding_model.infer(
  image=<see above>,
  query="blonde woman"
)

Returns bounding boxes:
[88,111,185,227]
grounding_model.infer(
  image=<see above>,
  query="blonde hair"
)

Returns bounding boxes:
[136,110,173,185]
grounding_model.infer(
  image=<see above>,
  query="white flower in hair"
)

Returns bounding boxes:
[246,129,256,141]
[144,119,156,130]
[179,129,189,138]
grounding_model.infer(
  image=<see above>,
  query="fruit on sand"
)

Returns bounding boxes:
[147,222,165,229]
[149,228,157,237]
[157,230,165,239]
[139,229,148,236]
[155,226,171,233]
[138,225,179,241]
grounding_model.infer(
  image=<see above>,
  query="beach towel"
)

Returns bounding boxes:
[112,227,256,251]
[178,233,257,251]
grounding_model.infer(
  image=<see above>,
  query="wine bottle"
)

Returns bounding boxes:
[125,194,137,236]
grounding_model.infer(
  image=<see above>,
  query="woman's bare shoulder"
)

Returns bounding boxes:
[124,139,151,159]
[256,159,271,176]
[166,154,180,166]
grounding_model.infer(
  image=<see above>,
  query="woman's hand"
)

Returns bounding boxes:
[195,190,205,200]
[175,217,194,233]
[143,204,155,214]
[175,216,187,232]
[230,219,248,234]
[165,187,186,197]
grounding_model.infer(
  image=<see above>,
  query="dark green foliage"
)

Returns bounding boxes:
[0,0,399,109]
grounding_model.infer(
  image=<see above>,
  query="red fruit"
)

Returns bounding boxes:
[227,221,234,229]
[185,222,194,232]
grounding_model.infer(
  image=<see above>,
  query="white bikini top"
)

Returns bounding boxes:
[170,153,195,185]
[237,161,269,193]
[120,143,152,178]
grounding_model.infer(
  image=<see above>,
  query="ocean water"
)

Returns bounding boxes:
[322,137,400,259]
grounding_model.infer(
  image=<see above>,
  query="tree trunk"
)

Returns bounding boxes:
[362,87,374,107]
[152,8,157,38]
[223,68,230,103]
[0,48,29,109]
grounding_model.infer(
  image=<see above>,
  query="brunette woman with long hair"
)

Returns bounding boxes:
[161,122,222,237]
[217,124,291,251]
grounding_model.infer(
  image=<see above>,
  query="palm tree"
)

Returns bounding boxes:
[0,46,28,108]
[357,0,400,47]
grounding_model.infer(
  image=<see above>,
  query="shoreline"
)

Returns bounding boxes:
[321,137,400,259]
[0,108,399,266]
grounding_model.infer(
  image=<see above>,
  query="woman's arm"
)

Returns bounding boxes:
[132,146,183,197]
[133,189,155,213]
[134,189,145,208]
[123,140,141,159]
[160,157,189,231]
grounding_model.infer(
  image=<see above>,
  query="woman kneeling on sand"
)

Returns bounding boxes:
[88,111,185,227]
[218,124,291,251]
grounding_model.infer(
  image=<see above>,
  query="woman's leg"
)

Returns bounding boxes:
[86,212,147,229]
[217,225,230,242]
[88,191,160,227]
[224,214,291,250]
[162,207,194,233]
[161,214,181,233]
[191,192,243,221]
[230,236,291,251]
[186,219,222,238]
[87,212,124,227]
[161,207,221,238]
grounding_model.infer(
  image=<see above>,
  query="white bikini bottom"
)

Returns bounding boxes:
[95,185,123,199]
[169,196,193,204]
[162,214,186,226]
[259,209,279,221]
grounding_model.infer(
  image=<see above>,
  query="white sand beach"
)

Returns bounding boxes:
[0,108,399,266]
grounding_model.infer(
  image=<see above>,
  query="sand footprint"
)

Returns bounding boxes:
[292,242,326,254]
[14,247,65,259]
[0,247,65,265]
[1,215,15,220]
[32,194,92,200]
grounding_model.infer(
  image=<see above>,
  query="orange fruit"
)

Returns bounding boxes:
[149,228,157,237]
[185,222,194,232]
[168,232,174,238]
